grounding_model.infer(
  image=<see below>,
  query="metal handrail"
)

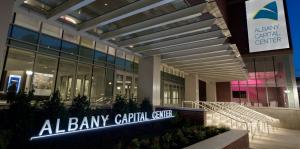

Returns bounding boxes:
[181,101,281,138]
[207,102,256,123]
[217,102,269,123]
[200,101,279,125]
[182,101,250,134]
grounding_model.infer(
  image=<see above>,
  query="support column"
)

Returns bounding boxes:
[0,0,14,80]
[206,81,217,102]
[184,74,199,102]
[138,56,161,106]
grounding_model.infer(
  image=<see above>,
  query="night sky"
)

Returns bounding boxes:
[286,0,300,77]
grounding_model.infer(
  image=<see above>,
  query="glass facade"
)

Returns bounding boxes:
[0,14,139,105]
[231,55,297,108]
[161,66,185,107]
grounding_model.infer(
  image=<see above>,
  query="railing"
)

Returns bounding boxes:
[181,101,280,138]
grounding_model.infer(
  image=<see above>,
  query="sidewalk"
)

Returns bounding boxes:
[250,128,300,149]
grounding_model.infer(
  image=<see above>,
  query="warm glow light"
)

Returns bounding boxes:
[284,90,290,94]
[60,15,78,24]
[26,70,33,75]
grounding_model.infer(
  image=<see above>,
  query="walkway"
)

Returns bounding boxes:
[250,128,300,149]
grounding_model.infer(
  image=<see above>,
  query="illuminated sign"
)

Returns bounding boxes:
[246,0,290,53]
[30,110,174,140]
[8,75,21,92]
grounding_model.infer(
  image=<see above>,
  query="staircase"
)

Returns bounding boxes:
[182,101,280,138]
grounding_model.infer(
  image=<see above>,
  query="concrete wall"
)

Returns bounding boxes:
[206,81,216,102]
[252,107,300,130]
[185,74,199,102]
[0,0,14,80]
[138,56,161,106]
[185,130,249,149]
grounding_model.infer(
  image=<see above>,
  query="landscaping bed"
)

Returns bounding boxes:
[0,91,230,149]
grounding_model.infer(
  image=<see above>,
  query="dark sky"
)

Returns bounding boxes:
[286,0,300,77]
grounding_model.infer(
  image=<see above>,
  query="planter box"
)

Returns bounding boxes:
[184,130,249,149]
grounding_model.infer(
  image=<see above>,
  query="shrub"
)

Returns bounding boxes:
[128,99,139,113]
[161,132,172,149]
[69,95,90,117]
[128,138,140,149]
[112,95,128,115]
[140,98,153,115]
[140,139,150,149]
[7,90,35,148]
[42,90,67,120]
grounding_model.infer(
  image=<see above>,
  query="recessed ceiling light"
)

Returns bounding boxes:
[24,0,28,4]
[104,3,108,6]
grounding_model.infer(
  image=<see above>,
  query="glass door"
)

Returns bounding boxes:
[115,71,137,100]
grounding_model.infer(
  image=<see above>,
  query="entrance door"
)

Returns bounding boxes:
[199,80,207,101]
[115,71,137,100]
[75,75,90,96]
[59,75,73,101]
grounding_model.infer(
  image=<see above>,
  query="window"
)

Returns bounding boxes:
[75,63,92,96]
[79,46,94,62]
[108,47,116,56]
[232,91,247,98]
[11,25,39,44]
[94,50,106,64]
[32,55,58,96]
[42,23,61,38]
[63,31,79,44]
[39,33,61,55]
[1,48,35,93]
[14,13,40,31]
[125,60,133,72]
[125,76,132,98]
[105,69,114,99]
[56,59,76,101]
[91,66,106,103]
[116,74,124,95]
[107,55,115,66]
[61,41,78,59]
[80,37,94,49]
[95,43,107,53]
[115,57,125,70]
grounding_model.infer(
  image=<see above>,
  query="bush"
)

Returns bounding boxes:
[127,125,229,149]
[42,90,67,121]
[128,138,140,149]
[7,90,35,148]
[140,98,153,114]
[128,99,138,113]
[69,95,90,117]
[112,95,128,115]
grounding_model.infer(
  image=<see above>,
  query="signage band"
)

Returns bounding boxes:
[31,110,174,140]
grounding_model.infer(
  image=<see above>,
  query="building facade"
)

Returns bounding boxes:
[0,0,298,109]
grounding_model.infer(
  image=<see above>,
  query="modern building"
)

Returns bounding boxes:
[0,0,298,109]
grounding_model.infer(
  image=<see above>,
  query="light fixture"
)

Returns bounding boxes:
[129,45,134,48]
[117,86,121,90]
[104,3,108,6]
[60,15,79,24]
[284,90,290,94]
[108,82,112,85]
[24,0,29,4]
[26,70,33,76]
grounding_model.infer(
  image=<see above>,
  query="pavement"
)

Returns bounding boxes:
[250,128,300,149]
